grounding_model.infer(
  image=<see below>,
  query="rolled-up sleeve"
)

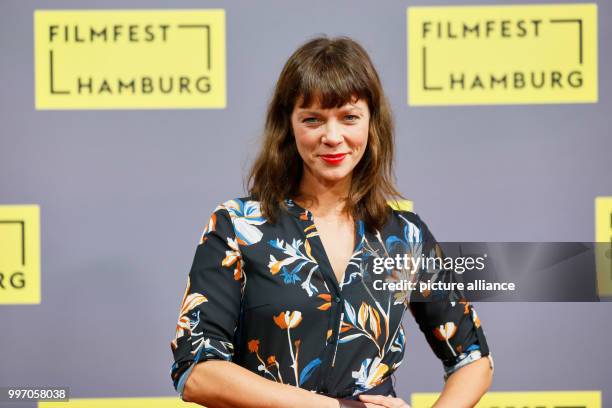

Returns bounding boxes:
[170,206,244,395]
[408,215,493,382]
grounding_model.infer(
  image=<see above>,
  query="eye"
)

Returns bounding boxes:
[344,114,359,121]
[302,117,320,124]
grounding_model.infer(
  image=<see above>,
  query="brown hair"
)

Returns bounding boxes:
[248,36,402,231]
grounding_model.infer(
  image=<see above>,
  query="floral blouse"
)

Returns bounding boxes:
[170,197,491,398]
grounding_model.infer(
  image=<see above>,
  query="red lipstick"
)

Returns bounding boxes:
[320,153,346,165]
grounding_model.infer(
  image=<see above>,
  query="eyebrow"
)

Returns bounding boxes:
[297,105,363,115]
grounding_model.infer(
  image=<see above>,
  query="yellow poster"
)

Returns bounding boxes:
[0,205,40,304]
[34,10,226,109]
[412,390,601,408]
[388,199,414,212]
[407,4,598,105]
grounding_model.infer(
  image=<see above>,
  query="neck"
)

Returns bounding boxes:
[295,166,352,218]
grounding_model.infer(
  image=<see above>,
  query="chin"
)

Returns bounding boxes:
[315,168,353,183]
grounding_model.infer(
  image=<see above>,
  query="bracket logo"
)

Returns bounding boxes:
[0,205,40,304]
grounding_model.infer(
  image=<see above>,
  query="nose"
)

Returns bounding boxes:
[322,120,343,146]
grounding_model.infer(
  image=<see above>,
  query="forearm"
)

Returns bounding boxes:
[182,360,340,408]
[432,356,493,408]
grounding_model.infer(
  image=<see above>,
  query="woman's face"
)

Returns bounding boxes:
[291,97,370,186]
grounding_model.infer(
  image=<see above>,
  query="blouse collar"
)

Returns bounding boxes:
[283,198,313,221]
[283,198,366,244]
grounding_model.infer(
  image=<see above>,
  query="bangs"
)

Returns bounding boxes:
[294,52,372,110]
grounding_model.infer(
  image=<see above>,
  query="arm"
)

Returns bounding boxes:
[408,215,494,407]
[433,355,493,408]
[183,360,340,408]
[171,205,340,408]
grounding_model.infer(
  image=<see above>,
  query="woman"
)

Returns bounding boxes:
[170,36,493,408]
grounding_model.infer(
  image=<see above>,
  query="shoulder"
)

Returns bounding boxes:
[388,206,421,225]
[386,203,424,230]
[213,196,262,217]
[207,196,267,246]
[385,204,435,243]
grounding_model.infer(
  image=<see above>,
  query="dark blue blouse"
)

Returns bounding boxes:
[170,197,491,398]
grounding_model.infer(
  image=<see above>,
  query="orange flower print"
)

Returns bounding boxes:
[273,311,303,329]
[294,339,302,368]
[352,356,389,390]
[434,322,458,357]
[199,212,217,244]
[171,277,208,350]
[357,302,381,340]
[340,322,352,333]
[339,301,389,357]
[248,339,260,353]
[248,338,283,383]
[222,237,243,281]
[317,294,332,311]
[472,308,481,328]
[273,310,303,384]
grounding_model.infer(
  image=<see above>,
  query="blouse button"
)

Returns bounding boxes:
[334,297,341,303]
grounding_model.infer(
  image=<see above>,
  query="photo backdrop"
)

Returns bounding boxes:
[1,0,611,406]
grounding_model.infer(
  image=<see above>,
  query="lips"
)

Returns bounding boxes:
[320,153,347,165]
